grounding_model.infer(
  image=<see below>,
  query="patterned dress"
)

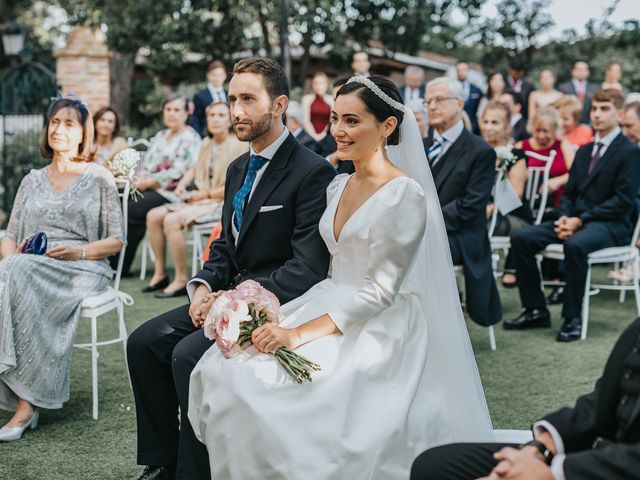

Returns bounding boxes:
[0,163,124,410]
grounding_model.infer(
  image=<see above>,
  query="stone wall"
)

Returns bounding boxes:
[54,28,111,114]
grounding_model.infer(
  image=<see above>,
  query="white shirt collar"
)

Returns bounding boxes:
[510,113,522,127]
[250,126,289,160]
[434,119,465,145]
[594,126,621,147]
[572,79,587,90]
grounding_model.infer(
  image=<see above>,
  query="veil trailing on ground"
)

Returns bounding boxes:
[348,76,494,443]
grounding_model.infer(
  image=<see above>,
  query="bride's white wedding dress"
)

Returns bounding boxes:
[189,173,493,479]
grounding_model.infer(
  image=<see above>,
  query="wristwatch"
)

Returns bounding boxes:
[520,439,555,465]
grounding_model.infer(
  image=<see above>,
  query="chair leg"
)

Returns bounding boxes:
[116,299,133,391]
[488,325,496,351]
[139,238,147,281]
[581,266,592,341]
[91,314,99,420]
[632,256,640,317]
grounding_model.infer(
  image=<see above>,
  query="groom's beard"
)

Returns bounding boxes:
[234,113,273,142]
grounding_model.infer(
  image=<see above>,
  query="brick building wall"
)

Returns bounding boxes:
[54,28,111,114]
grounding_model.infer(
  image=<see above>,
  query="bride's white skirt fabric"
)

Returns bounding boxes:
[190,279,459,480]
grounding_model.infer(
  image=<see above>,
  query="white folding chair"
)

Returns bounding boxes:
[540,214,640,340]
[490,150,557,272]
[190,216,222,276]
[74,179,134,419]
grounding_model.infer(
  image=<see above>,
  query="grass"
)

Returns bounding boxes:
[0,260,635,479]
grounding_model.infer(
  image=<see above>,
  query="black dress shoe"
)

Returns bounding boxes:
[154,287,188,298]
[137,466,176,480]
[503,308,551,330]
[556,317,582,342]
[546,286,565,305]
[141,276,169,293]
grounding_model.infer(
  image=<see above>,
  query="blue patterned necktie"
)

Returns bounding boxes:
[428,140,443,166]
[233,154,268,231]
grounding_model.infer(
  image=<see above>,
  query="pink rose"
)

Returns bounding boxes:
[234,280,281,323]
[203,292,249,343]
[215,334,243,358]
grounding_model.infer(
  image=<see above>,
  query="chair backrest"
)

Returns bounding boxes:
[113,178,130,291]
[488,168,504,238]
[524,150,556,225]
[630,210,640,248]
[127,137,151,149]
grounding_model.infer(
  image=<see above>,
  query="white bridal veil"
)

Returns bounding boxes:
[347,76,494,443]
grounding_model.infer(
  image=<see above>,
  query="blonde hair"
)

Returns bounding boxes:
[553,95,582,123]
[531,106,562,137]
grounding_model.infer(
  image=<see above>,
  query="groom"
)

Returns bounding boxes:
[127,58,336,480]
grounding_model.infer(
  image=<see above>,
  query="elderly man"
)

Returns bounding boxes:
[423,77,501,327]
[285,100,322,154]
[399,65,426,105]
[621,101,640,145]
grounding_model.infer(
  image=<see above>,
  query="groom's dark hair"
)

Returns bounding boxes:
[233,57,289,100]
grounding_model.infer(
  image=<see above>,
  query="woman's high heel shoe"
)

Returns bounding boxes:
[0,409,39,441]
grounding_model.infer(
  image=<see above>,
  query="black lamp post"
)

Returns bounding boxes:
[1,19,26,58]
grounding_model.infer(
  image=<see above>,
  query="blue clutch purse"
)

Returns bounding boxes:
[22,232,48,255]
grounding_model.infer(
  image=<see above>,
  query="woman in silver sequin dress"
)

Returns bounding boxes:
[0,97,124,441]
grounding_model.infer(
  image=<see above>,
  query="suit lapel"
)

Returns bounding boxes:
[236,134,296,247]
[581,134,625,189]
[434,131,467,191]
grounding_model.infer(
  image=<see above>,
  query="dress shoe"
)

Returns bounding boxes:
[0,410,38,442]
[137,466,176,480]
[546,286,565,305]
[503,308,551,330]
[154,287,188,298]
[141,276,169,293]
[556,317,582,342]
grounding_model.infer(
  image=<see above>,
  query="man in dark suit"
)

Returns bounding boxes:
[455,60,483,133]
[284,100,322,154]
[191,60,228,137]
[499,90,530,142]
[127,58,336,480]
[558,61,600,125]
[411,315,640,480]
[505,89,640,341]
[506,57,535,120]
[424,76,501,327]
[398,65,426,105]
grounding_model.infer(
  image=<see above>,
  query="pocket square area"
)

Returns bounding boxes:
[259,205,284,213]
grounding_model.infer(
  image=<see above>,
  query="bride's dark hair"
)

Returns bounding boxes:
[335,75,404,145]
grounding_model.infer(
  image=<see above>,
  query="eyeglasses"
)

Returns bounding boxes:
[423,96,458,107]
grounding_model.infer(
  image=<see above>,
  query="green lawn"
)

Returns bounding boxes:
[0,262,635,479]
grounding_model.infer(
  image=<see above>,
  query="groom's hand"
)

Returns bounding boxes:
[189,284,214,328]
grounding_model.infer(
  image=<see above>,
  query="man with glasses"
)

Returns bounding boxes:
[423,77,501,328]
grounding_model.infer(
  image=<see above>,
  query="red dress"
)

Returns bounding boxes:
[310,95,331,134]
[522,139,568,207]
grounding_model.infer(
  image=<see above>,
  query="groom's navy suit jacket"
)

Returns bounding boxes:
[192,132,336,304]
[425,128,502,326]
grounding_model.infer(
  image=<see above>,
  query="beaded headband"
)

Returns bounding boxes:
[346,75,408,114]
[47,94,89,117]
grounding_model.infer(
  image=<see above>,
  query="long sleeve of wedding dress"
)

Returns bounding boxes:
[327,177,426,333]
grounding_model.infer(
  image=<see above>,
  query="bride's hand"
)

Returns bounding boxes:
[252,324,300,353]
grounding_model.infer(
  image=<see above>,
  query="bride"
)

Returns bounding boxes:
[188,75,493,479]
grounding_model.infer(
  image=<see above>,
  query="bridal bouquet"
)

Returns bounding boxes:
[203,280,321,383]
[109,148,141,200]
[495,145,519,173]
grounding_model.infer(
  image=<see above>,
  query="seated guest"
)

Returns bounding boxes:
[456,60,483,132]
[477,71,506,121]
[505,89,640,342]
[527,68,563,128]
[399,65,426,104]
[554,95,594,149]
[424,77,501,327]
[406,98,429,139]
[411,315,640,480]
[0,96,123,441]
[621,101,640,145]
[92,106,127,168]
[480,101,532,288]
[191,61,228,137]
[498,90,529,142]
[120,93,201,277]
[285,100,322,153]
[144,102,247,297]
[301,72,333,141]
[516,107,575,208]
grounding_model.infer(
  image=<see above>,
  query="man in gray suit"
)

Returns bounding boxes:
[558,61,600,125]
